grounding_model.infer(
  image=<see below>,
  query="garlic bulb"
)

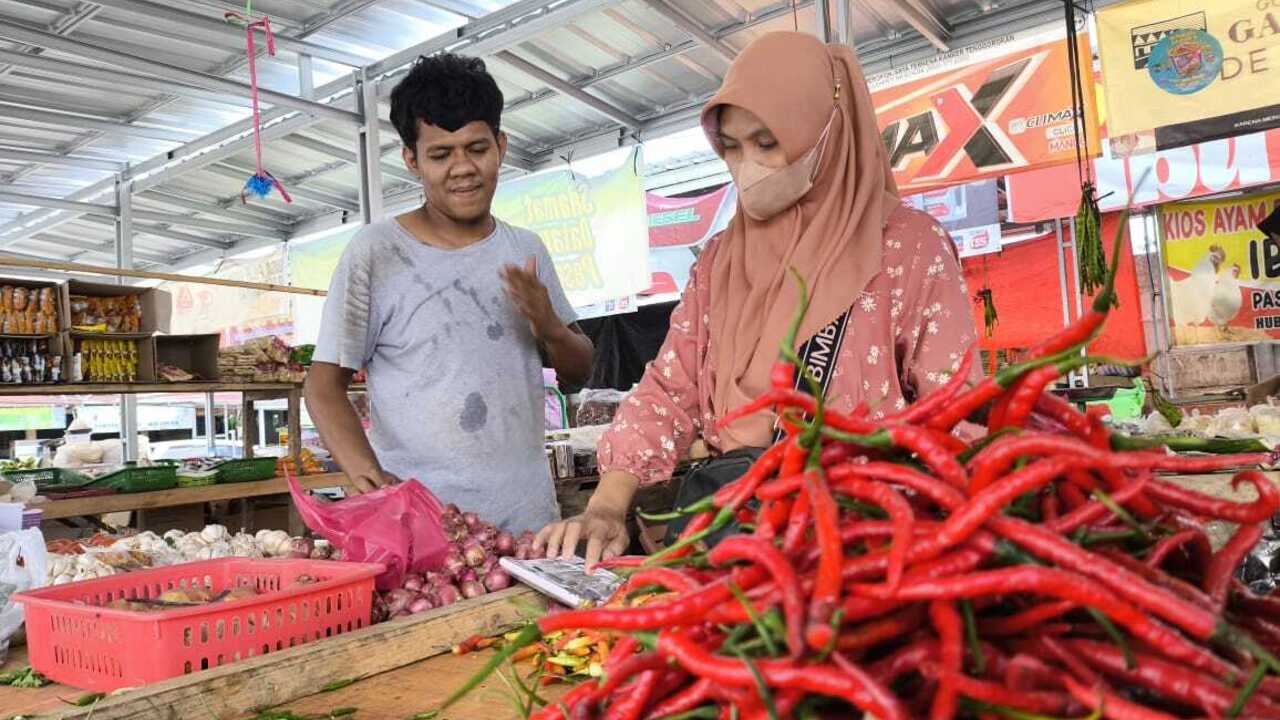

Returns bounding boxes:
[200,524,230,544]
[163,529,185,543]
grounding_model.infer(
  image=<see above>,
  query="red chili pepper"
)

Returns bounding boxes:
[718,389,878,435]
[1048,471,1151,535]
[600,669,660,720]
[987,515,1220,643]
[801,468,844,649]
[831,477,913,592]
[1034,392,1094,438]
[708,536,805,658]
[539,567,766,634]
[622,567,703,596]
[655,630,908,720]
[1003,653,1062,692]
[712,441,786,509]
[1062,674,1180,720]
[1205,521,1265,608]
[928,601,964,720]
[849,565,1223,674]
[1146,528,1212,575]
[997,364,1066,431]
[589,653,668,705]
[882,347,975,425]
[642,676,711,719]
[978,600,1077,637]
[928,667,1073,716]
[835,604,926,655]
[1026,634,1103,688]
[1146,470,1280,524]
[830,461,965,511]
[1093,549,1216,611]
[867,640,939,686]
[888,425,969,489]
[1065,638,1280,719]
[832,651,912,720]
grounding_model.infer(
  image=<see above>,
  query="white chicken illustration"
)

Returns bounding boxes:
[1171,245,1226,328]
[1209,262,1244,330]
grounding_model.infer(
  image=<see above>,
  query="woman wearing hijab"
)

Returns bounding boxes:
[535,31,976,565]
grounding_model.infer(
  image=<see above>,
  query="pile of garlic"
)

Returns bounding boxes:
[46,526,314,585]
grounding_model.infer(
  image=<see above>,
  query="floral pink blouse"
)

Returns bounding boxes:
[598,205,978,486]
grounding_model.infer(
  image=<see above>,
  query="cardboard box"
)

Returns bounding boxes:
[68,332,156,383]
[155,334,220,382]
[0,277,65,335]
[64,280,171,335]
[0,333,69,385]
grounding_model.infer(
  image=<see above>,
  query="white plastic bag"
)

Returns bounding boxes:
[0,528,47,663]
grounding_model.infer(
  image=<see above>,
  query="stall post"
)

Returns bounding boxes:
[297,53,314,100]
[814,0,831,42]
[835,0,851,46]
[355,67,383,224]
[114,172,139,461]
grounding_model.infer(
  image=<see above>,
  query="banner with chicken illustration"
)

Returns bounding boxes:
[1163,190,1280,345]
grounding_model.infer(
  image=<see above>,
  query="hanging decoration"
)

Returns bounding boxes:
[976,288,998,338]
[976,255,997,338]
[1063,0,1103,295]
[225,8,292,205]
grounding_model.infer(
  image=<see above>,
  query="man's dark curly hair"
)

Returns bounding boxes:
[390,53,503,151]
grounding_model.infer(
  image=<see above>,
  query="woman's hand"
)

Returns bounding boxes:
[535,470,640,566]
[347,468,401,494]
[534,507,629,566]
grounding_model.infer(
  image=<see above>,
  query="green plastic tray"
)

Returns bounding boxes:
[215,457,277,483]
[94,462,178,493]
[1,467,91,489]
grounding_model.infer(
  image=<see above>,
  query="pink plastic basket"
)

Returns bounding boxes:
[15,558,383,692]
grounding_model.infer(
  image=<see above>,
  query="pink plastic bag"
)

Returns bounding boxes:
[288,475,449,590]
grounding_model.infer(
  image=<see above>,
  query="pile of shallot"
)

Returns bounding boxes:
[371,504,535,622]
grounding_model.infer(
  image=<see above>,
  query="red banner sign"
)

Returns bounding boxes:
[870,25,1100,194]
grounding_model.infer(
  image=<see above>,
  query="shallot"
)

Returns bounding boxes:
[460,580,486,599]
[495,531,515,555]
[402,574,424,593]
[408,596,435,614]
[462,511,480,530]
[437,584,462,606]
[483,568,511,592]
[384,588,414,615]
[462,541,486,568]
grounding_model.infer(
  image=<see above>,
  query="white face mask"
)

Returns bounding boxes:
[734,108,836,222]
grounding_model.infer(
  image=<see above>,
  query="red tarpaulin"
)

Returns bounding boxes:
[961,213,1146,366]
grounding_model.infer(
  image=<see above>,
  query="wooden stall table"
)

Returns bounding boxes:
[0,587,547,719]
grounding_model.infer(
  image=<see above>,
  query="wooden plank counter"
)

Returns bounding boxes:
[32,472,353,520]
[0,587,546,719]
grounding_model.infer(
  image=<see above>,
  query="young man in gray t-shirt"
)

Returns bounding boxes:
[305,54,593,533]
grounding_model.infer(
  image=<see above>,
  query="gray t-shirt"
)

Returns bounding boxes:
[313,217,576,533]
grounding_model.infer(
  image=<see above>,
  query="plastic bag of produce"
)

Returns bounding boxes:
[288,474,448,591]
[0,528,47,663]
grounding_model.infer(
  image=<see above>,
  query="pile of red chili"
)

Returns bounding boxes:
[442,215,1280,719]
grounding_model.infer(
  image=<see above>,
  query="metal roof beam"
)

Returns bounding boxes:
[865,0,951,51]
[642,0,737,63]
[86,0,372,67]
[128,210,288,240]
[0,147,124,172]
[493,50,640,129]
[369,0,623,94]
[29,234,170,263]
[79,216,233,250]
[0,191,116,216]
[0,20,363,127]
[0,102,195,143]
[0,48,252,108]
[137,191,296,232]
[284,134,420,184]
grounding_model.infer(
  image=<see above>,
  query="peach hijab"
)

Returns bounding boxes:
[701,31,901,448]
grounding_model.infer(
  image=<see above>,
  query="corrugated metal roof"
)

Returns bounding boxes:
[0,0,1093,273]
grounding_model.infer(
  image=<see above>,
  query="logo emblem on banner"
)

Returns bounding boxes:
[1148,28,1223,95]
[1128,12,1208,70]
